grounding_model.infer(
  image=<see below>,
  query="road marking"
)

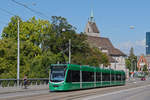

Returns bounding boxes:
[82,84,150,100]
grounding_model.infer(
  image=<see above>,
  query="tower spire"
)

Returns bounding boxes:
[90,9,94,22]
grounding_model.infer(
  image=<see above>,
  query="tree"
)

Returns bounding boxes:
[29,51,60,78]
[2,16,22,39]
[0,39,17,78]
[143,65,148,72]
[71,47,109,67]
[0,16,110,78]
[129,47,134,57]
[125,47,137,72]
[0,16,52,78]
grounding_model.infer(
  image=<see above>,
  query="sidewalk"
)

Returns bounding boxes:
[0,85,49,94]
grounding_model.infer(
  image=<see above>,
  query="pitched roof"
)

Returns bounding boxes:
[87,36,126,57]
[84,21,100,33]
[87,36,114,49]
[109,48,126,56]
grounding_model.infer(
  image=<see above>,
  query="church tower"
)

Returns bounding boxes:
[84,10,100,37]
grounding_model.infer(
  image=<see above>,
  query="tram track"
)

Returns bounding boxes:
[50,80,150,100]
[2,80,150,100]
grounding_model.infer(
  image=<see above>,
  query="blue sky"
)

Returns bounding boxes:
[0,0,150,55]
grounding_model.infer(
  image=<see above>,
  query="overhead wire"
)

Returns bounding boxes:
[11,0,51,20]
[0,8,15,16]
[0,6,28,22]
[0,8,15,25]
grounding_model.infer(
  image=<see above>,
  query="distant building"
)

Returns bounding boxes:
[137,55,150,72]
[146,32,150,55]
[84,11,127,72]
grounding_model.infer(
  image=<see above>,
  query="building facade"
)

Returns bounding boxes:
[84,11,127,73]
[137,55,150,72]
[146,32,150,55]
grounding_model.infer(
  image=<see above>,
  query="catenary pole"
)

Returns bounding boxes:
[17,19,20,87]
[69,39,71,64]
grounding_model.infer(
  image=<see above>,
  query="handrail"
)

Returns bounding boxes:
[0,78,49,88]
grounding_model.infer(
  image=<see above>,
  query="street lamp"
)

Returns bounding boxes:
[131,59,135,72]
[132,58,137,72]
[61,28,71,64]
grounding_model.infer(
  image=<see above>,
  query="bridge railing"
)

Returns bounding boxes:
[0,78,49,88]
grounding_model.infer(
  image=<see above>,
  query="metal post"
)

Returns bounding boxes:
[114,71,116,84]
[110,69,111,85]
[101,71,102,86]
[80,65,82,88]
[131,60,133,79]
[94,68,96,87]
[17,19,20,87]
[69,39,71,64]
[115,57,117,70]
[131,60,132,72]
[49,68,51,82]
[135,60,136,72]
[133,60,134,72]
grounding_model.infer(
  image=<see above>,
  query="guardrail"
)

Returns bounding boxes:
[0,78,49,88]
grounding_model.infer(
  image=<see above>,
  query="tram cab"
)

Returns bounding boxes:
[49,64,67,91]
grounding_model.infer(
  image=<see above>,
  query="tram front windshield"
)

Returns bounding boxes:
[50,66,66,82]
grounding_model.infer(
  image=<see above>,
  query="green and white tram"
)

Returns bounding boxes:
[49,64,126,91]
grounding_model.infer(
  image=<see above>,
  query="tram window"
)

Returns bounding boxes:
[66,70,72,82]
[116,74,119,81]
[82,71,94,82]
[122,74,126,80]
[66,70,80,82]
[121,74,126,80]
[102,73,105,81]
[72,70,80,82]
[106,73,110,81]
[119,74,121,81]
[116,74,121,81]
[90,72,94,82]
[111,74,115,81]
[96,72,101,81]
[102,73,110,81]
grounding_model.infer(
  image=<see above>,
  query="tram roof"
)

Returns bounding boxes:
[51,64,125,74]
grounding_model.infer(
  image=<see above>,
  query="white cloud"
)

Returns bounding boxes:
[135,39,146,47]
[116,39,146,56]
[118,41,133,49]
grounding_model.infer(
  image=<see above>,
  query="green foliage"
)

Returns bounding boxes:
[0,16,110,79]
[143,65,148,72]
[125,47,137,71]
[0,39,17,78]
[29,51,60,78]
[0,16,51,78]
[125,59,131,71]
[2,16,21,39]
[71,47,109,67]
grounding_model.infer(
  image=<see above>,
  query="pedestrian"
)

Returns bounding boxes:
[23,74,28,89]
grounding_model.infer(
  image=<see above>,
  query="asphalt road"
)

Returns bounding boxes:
[81,83,150,100]
[0,79,150,100]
